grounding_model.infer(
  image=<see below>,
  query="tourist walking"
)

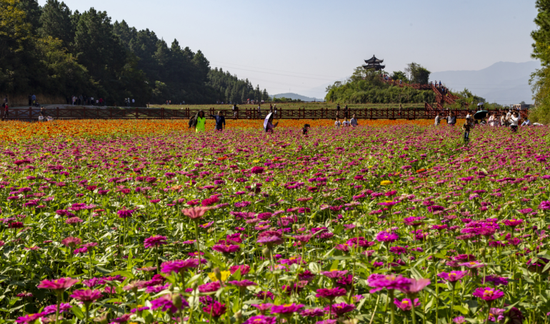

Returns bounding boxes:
[434,113,440,126]
[510,112,519,132]
[344,105,349,119]
[210,111,226,131]
[336,103,341,118]
[462,116,472,145]
[189,110,206,132]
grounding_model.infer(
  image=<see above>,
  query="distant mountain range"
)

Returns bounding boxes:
[272,93,324,102]
[431,61,539,105]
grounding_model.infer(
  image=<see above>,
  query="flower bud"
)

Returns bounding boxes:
[214,267,222,281]
[171,293,183,309]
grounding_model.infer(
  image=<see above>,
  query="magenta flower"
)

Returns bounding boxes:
[375,231,399,242]
[503,219,523,227]
[325,303,355,316]
[243,315,277,324]
[300,308,325,317]
[230,265,251,275]
[151,293,188,313]
[38,278,79,292]
[15,313,45,324]
[182,207,210,220]
[251,303,274,314]
[212,244,240,253]
[321,270,348,279]
[438,271,468,282]
[117,209,134,218]
[398,278,431,295]
[453,316,466,324]
[394,298,420,311]
[228,280,257,288]
[70,289,103,303]
[203,301,227,318]
[472,287,505,301]
[198,282,222,293]
[251,166,265,174]
[144,235,167,248]
[461,261,485,269]
[160,259,200,274]
[61,237,82,247]
[315,287,347,300]
[271,303,304,315]
[367,274,412,293]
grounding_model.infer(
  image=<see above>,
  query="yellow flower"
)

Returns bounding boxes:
[208,271,231,282]
[380,180,392,185]
[253,159,260,163]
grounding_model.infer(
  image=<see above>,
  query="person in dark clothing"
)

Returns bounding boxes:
[302,124,310,135]
[210,111,226,131]
[336,103,341,118]
[344,105,349,119]
[462,116,472,145]
[29,95,32,106]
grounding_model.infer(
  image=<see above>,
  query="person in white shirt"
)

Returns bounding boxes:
[434,114,440,126]
[342,119,350,127]
[509,112,519,132]
[335,118,341,128]
[488,113,498,127]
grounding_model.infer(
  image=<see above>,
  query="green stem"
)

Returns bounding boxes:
[390,290,395,324]
[195,221,201,272]
[449,283,455,322]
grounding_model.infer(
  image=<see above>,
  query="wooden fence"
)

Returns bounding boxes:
[3,106,523,121]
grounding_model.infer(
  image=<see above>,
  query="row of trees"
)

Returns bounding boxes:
[325,65,435,103]
[0,0,269,105]
[530,0,550,123]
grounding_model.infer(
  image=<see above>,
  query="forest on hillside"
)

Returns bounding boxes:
[0,0,269,106]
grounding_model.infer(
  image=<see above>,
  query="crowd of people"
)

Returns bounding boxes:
[69,95,105,106]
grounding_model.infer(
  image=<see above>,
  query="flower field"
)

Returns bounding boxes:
[0,119,434,141]
[1,122,550,324]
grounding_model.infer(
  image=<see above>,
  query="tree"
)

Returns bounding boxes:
[0,0,33,93]
[16,0,41,32]
[405,63,431,85]
[39,0,73,48]
[530,0,550,123]
[391,71,408,82]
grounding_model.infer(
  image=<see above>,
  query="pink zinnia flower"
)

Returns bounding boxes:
[325,303,355,316]
[161,259,201,274]
[227,280,257,287]
[150,293,188,313]
[144,235,167,248]
[300,308,325,317]
[271,303,304,315]
[15,313,45,324]
[315,287,347,300]
[230,265,250,275]
[70,289,103,303]
[398,278,431,295]
[61,237,82,247]
[182,206,210,220]
[243,315,277,324]
[394,298,420,311]
[202,301,226,318]
[321,270,348,279]
[472,287,504,301]
[212,244,240,253]
[367,274,411,293]
[38,277,79,292]
[438,271,468,282]
[376,231,399,242]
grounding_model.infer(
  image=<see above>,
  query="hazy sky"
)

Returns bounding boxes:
[38,0,538,98]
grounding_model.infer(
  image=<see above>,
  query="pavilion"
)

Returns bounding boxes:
[363,55,385,71]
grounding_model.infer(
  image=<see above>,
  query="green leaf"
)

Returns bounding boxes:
[71,305,85,320]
